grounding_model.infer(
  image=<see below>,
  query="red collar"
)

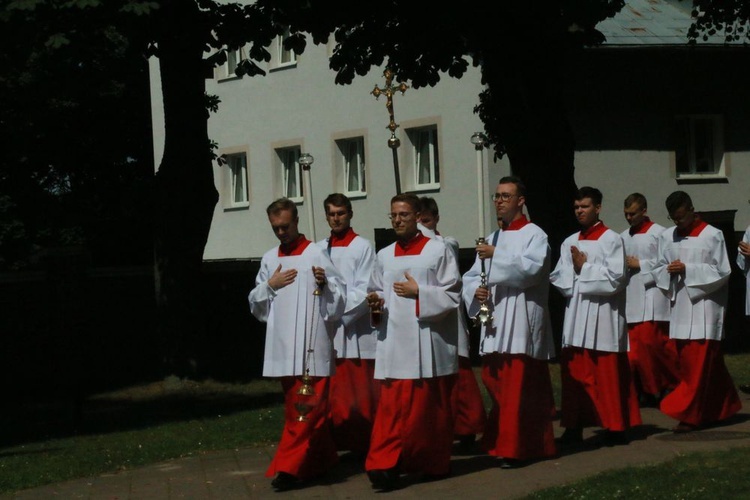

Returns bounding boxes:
[278,235,311,256]
[329,227,358,247]
[502,215,530,231]
[579,221,609,241]
[629,217,654,236]
[395,232,430,256]
[676,218,707,238]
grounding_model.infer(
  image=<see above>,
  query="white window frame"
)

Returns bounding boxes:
[226,153,249,208]
[271,28,297,70]
[675,114,726,180]
[335,137,366,197]
[408,126,440,190]
[277,147,302,201]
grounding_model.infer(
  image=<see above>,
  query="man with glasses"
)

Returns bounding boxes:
[550,186,641,447]
[364,193,461,491]
[620,193,679,407]
[418,196,487,452]
[317,193,380,457]
[652,190,741,432]
[248,198,347,491]
[463,176,557,468]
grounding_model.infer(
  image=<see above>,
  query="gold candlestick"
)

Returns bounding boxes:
[472,237,493,326]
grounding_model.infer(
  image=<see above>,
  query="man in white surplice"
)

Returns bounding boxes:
[620,192,678,406]
[463,175,556,468]
[317,192,379,456]
[418,195,486,451]
[248,198,346,491]
[364,193,461,491]
[550,186,641,447]
[651,190,740,433]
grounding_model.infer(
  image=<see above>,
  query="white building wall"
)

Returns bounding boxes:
[576,150,750,235]
[151,40,509,261]
[149,38,750,262]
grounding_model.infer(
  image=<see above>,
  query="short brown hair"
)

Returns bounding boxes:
[266,198,297,218]
[391,193,421,212]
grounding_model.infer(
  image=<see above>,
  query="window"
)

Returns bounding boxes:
[277,147,302,200]
[226,153,249,207]
[335,137,366,196]
[219,47,245,80]
[675,115,725,178]
[408,126,440,189]
[272,28,297,69]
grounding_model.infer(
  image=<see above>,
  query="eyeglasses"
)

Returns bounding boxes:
[388,212,415,220]
[493,193,517,202]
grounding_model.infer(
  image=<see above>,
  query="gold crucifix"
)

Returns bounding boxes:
[371,68,409,149]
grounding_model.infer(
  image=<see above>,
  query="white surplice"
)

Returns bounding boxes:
[369,236,461,380]
[738,225,750,316]
[418,222,472,358]
[317,234,378,359]
[248,240,346,377]
[550,227,628,352]
[463,223,555,359]
[620,222,671,323]
[651,223,730,340]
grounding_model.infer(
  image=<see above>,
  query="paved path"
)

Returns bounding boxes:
[5,403,750,499]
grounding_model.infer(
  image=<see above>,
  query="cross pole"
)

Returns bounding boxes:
[371,68,409,194]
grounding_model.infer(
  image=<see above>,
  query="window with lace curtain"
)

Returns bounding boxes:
[218,47,245,80]
[277,147,302,201]
[272,27,297,69]
[336,137,366,196]
[408,126,440,189]
[227,153,249,207]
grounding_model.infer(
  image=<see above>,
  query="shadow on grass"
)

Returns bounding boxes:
[0,378,284,448]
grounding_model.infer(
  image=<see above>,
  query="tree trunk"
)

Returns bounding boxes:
[153,0,218,378]
[479,43,580,351]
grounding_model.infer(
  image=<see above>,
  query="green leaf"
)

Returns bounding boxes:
[120,1,160,16]
[6,0,46,11]
[45,33,71,49]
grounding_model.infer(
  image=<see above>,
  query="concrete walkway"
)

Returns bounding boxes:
[5,402,750,499]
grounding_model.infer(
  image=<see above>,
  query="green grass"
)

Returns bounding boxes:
[2,354,750,495]
[526,447,750,499]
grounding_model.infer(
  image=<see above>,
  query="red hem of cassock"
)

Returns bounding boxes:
[366,375,456,476]
[479,353,557,460]
[660,339,742,426]
[329,358,380,454]
[265,376,338,480]
[561,347,642,431]
[627,321,679,395]
[452,356,487,436]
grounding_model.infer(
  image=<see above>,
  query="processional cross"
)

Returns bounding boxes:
[371,68,409,194]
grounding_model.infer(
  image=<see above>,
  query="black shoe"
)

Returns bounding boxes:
[672,421,699,433]
[601,430,629,447]
[421,470,451,482]
[457,434,476,447]
[367,468,399,491]
[499,458,522,469]
[271,472,299,491]
[557,427,583,445]
[638,393,659,408]
[740,384,750,395]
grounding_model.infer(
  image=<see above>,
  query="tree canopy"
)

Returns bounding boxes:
[688,0,750,43]
[0,0,155,269]
[3,0,747,377]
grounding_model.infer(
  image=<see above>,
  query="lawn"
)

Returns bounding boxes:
[2,353,750,495]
